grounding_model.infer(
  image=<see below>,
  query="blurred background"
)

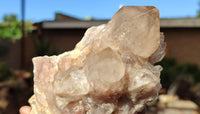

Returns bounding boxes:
[0,0,200,113]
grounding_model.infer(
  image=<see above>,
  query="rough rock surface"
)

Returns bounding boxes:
[29,6,166,114]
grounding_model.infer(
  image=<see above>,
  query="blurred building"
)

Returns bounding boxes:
[3,14,200,69]
[34,15,200,67]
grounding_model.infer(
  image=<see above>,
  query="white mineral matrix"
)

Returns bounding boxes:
[29,6,166,114]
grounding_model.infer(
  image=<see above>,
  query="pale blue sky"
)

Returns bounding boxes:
[0,0,199,22]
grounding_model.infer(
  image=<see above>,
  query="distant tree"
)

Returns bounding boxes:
[3,14,17,22]
[0,14,32,40]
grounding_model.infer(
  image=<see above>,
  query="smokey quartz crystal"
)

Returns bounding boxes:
[29,6,166,114]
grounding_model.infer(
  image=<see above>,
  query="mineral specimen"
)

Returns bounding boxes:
[29,6,166,114]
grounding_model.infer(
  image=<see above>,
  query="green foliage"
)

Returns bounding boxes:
[3,14,17,22]
[157,57,200,89]
[0,22,22,39]
[35,38,58,56]
[0,62,14,81]
[0,14,33,39]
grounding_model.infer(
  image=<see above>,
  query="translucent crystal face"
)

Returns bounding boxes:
[29,6,165,114]
[54,67,89,97]
[85,48,124,84]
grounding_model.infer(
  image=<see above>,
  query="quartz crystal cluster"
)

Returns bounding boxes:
[29,6,166,114]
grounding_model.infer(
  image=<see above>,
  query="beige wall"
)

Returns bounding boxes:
[42,28,200,67]
[161,28,200,66]
[1,28,200,70]
[44,28,200,67]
